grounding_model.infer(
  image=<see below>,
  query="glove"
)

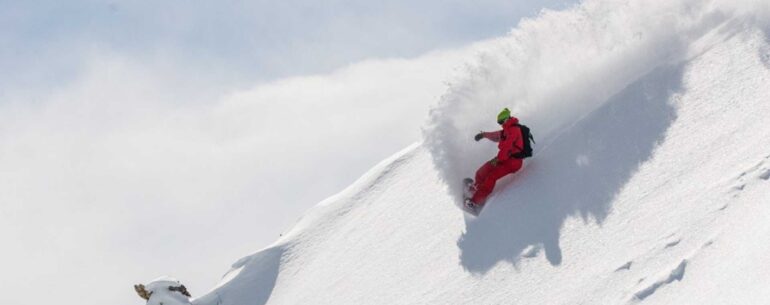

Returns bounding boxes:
[490,157,499,167]
[474,132,484,141]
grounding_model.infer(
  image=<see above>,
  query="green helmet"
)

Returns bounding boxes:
[497,108,511,124]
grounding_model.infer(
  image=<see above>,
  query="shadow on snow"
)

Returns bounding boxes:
[194,246,283,305]
[458,64,685,273]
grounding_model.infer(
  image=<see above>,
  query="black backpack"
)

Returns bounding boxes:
[511,124,535,159]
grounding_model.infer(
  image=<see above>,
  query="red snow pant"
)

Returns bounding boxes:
[471,157,523,205]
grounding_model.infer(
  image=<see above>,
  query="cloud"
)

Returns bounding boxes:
[0,43,477,305]
[0,0,575,88]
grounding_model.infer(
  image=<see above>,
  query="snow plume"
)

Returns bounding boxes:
[422,0,770,201]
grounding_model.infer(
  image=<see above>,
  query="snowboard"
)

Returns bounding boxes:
[462,178,483,216]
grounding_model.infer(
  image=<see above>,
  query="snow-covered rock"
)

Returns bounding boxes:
[142,277,192,305]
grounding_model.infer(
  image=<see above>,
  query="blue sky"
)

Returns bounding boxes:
[2,0,573,87]
[0,1,575,304]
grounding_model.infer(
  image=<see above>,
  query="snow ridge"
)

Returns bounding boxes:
[633,260,687,301]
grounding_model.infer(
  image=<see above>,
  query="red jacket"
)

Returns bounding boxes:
[480,117,524,162]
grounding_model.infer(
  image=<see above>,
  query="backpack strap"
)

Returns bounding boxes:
[509,125,523,153]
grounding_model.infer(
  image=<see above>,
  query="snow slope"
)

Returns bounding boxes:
[192,0,770,304]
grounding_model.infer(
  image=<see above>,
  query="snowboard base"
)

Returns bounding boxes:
[461,202,482,216]
[462,178,483,216]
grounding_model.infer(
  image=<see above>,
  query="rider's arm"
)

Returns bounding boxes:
[481,130,502,142]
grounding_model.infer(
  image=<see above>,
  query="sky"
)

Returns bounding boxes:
[0,1,574,304]
[1,0,573,89]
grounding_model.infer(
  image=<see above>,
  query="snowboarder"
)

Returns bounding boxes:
[464,108,533,215]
